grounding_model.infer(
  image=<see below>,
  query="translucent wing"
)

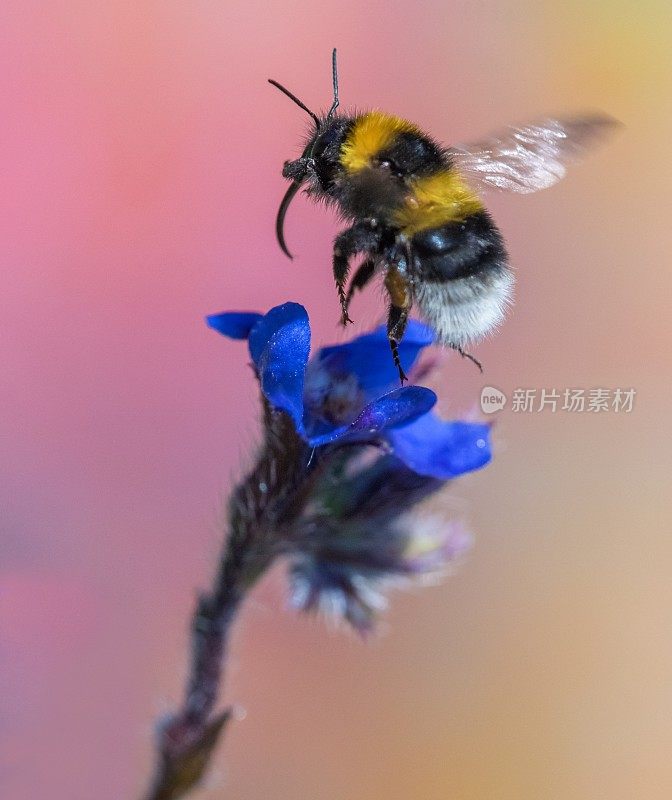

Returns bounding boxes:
[450,114,621,194]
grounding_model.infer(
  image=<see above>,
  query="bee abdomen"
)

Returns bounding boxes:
[411,211,505,281]
[411,211,514,346]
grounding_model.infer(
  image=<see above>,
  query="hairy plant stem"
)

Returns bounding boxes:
[142,404,316,800]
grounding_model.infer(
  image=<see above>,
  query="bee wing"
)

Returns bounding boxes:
[449,114,621,194]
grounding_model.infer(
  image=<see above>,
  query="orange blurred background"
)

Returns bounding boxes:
[1,2,671,798]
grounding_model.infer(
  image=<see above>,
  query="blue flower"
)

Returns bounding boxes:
[207,302,491,479]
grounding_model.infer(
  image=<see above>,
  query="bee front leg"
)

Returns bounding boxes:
[333,222,380,326]
[384,266,414,384]
[343,258,376,319]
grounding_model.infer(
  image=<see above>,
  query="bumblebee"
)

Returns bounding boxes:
[269,50,619,381]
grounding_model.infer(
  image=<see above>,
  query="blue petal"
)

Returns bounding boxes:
[248,302,308,366]
[315,320,434,399]
[254,304,311,433]
[387,416,491,479]
[206,311,263,340]
[308,386,437,447]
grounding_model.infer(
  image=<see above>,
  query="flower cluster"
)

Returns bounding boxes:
[207,302,491,632]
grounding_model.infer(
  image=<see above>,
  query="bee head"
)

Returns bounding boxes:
[269,49,340,258]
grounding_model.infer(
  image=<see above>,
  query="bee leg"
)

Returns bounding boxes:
[334,261,354,325]
[386,305,410,384]
[452,344,484,373]
[343,258,376,320]
[384,267,413,384]
[333,223,380,326]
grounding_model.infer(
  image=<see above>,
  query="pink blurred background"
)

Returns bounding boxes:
[2,2,671,798]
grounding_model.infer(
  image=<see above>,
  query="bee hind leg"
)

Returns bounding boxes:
[333,222,380,326]
[451,344,483,373]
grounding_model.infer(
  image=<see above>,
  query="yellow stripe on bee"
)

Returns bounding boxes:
[394,170,484,236]
[340,111,420,173]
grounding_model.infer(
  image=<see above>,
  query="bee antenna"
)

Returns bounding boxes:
[326,47,340,120]
[267,79,320,131]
